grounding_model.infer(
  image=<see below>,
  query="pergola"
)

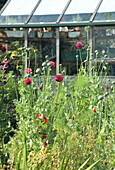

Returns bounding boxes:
[0,0,115,74]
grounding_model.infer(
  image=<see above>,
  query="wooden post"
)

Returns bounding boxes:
[56,27,60,74]
[89,26,95,75]
[24,28,28,75]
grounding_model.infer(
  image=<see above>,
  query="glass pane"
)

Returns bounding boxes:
[61,0,99,22]
[95,27,115,76]
[94,0,115,21]
[29,0,68,23]
[0,0,38,24]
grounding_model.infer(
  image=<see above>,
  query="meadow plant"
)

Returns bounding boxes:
[1,43,115,169]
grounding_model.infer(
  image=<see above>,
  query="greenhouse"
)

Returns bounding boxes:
[0,0,115,75]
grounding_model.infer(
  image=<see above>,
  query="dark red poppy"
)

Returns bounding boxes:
[0,44,3,50]
[49,61,55,68]
[75,42,83,49]
[42,133,47,140]
[55,75,63,82]
[24,77,32,85]
[43,142,48,147]
[93,108,96,113]
[2,47,6,52]
[26,68,32,74]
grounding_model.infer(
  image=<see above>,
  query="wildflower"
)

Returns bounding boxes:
[4,63,8,68]
[2,74,7,80]
[40,85,42,90]
[42,133,47,140]
[43,117,46,122]
[0,65,4,72]
[3,58,8,63]
[49,61,55,68]
[26,68,32,73]
[36,114,42,118]
[72,116,74,120]
[0,44,3,50]
[93,108,96,113]
[3,81,7,85]
[2,47,6,52]
[75,42,83,48]
[45,120,48,124]
[55,75,63,82]
[24,77,32,85]
[43,142,48,147]
[102,50,105,55]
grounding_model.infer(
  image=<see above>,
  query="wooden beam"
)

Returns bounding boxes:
[56,28,60,74]
[24,28,28,75]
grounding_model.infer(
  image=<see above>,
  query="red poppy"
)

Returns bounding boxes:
[55,75,63,82]
[49,61,55,68]
[36,114,42,118]
[45,120,48,124]
[43,117,46,122]
[75,42,83,48]
[72,116,74,120]
[26,68,32,73]
[93,108,96,113]
[24,77,32,85]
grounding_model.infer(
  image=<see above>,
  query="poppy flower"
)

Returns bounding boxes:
[40,85,42,90]
[49,61,55,68]
[45,120,48,124]
[72,116,74,120]
[42,133,47,140]
[36,114,42,118]
[3,58,8,63]
[43,142,48,147]
[0,65,4,72]
[93,108,96,113]
[2,47,6,52]
[55,75,63,82]
[24,77,32,85]
[0,44,3,50]
[43,117,46,122]
[75,42,83,49]
[4,63,8,68]
[2,74,7,80]
[26,68,32,74]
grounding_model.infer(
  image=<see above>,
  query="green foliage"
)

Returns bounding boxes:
[1,47,115,169]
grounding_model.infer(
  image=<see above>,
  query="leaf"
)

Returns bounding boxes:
[78,157,91,170]
[86,159,101,170]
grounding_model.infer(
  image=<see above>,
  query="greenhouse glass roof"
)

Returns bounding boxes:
[0,0,115,27]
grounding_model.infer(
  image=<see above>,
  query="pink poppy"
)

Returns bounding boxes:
[26,68,32,74]
[75,42,83,48]
[49,61,55,68]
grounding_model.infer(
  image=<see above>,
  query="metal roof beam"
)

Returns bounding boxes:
[25,0,42,24]
[0,0,11,15]
[89,0,103,22]
[56,0,72,23]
